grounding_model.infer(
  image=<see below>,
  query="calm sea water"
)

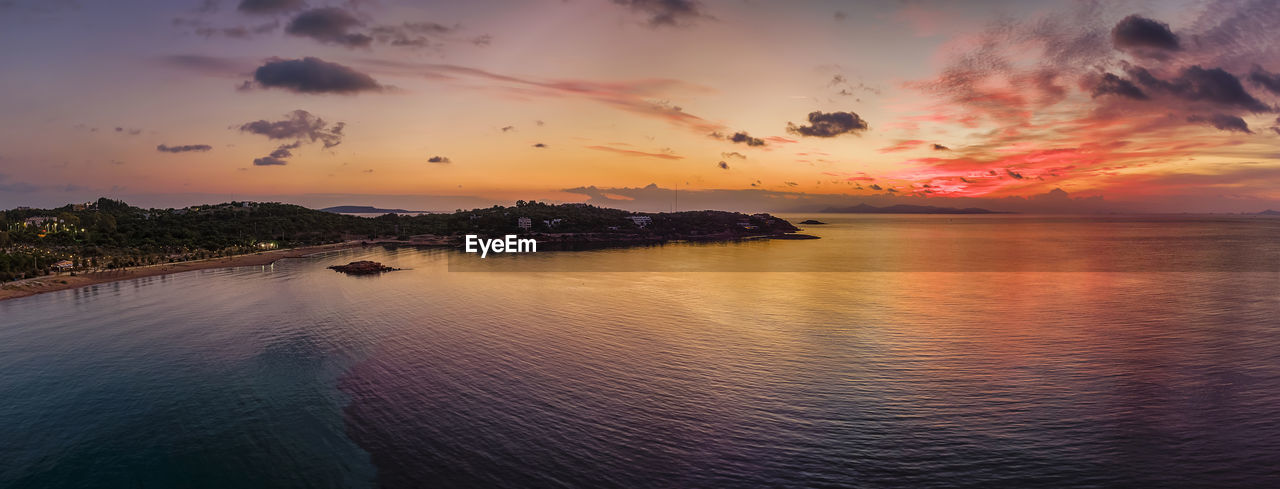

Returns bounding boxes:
[3,215,1280,488]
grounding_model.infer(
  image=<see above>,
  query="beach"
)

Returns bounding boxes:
[0,241,362,303]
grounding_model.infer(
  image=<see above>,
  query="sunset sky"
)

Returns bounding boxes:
[2,0,1279,212]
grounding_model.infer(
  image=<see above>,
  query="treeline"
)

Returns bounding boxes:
[1,198,796,281]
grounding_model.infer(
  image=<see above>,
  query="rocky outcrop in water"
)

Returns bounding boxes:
[328,261,398,275]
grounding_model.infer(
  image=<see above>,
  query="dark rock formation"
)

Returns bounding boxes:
[328,260,398,275]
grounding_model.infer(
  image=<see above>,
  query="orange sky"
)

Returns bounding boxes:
[1,0,1279,212]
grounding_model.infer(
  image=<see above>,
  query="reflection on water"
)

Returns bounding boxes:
[2,217,1280,488]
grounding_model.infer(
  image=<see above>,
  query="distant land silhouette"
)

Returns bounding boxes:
[1256,209,1280,215]
[321,205,419,214]
[819,203,1008,214]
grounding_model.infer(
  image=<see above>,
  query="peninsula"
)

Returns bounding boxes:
[1,198,812,298]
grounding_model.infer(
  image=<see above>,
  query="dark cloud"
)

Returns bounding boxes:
[238,110,345,148]
[717,161,729,170]
[237,0,304,15]
[249,57,382,94]
[1112,15,1181,53]
[370,21,458,48]
[1187,113,1252,133]
[115,127,142,136]
[728,131,764,146]
[1249,65,1280,95]
[868,184,882,190]
[611,0,708,27]
[286,8,371,48]
[533,143,547,148]
[253,156,288,166]
[501,125,516,132]
[1091,72,1148,100]
[932,144,950,151]
[1129,65,1270,113]
[786,111,869,137]
[239,111,343,167]
[427,156,451,164]
[1006,169,1025,179]
[156,144,212,153]
[721,151,745,159]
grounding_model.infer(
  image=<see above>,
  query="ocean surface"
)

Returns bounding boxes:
[3,215,1280,488]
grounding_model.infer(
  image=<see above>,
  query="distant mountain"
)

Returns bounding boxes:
[320,205,415,214]
[818,203,1007,214]
[1257,209,1280,215]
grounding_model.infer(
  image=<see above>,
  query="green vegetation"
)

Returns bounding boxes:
[1,198,800,282]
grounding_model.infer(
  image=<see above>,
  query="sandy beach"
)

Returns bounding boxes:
[0,241,363,303]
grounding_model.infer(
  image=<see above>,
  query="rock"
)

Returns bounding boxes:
[770,234,820,240]
[798,219,827,225]
[328,260,398,275]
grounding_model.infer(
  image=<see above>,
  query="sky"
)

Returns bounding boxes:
[2,0,1280,213]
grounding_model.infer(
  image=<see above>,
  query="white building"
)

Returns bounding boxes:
[517,217,532,230]
[627,215,652,227]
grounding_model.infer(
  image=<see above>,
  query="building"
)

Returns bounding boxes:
[53,260,74,271]
[543,218,563,228]
[627,215,652,227]
[24,216,58,226]
[517,217,532,230]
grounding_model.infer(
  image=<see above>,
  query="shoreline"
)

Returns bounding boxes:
[0,241,362,303]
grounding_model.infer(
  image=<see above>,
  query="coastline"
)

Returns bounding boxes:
[0,241,362,303]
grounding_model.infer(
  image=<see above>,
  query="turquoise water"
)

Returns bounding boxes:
[3,216,1280,488]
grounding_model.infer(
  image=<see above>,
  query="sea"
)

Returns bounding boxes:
[2,215,1279,488]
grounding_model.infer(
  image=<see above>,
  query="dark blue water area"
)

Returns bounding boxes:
[4,219,1280,488]
[0,267,377,488]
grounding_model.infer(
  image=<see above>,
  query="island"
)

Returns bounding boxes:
[328,261,399,275]
[320,205,419,214]
[798,219,827,225]
[819,203,1007,214]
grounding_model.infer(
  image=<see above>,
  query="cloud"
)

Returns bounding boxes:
[786,111,869,137]
[588,145,683,160]
[156,144,213,153]
[1129,65,1270,113]
[717,161,729,170]
[721,151,745,159]
[239,110,344,166]
[238,110,345,148]
[1187,113,1252,133]
[253,155,288,166]
[248,57,382,94]
[933,144,951,151]
[115,127,142,136]
[879,139,925,153]
[501,125,516,132]
[717,131,764,146]
[1091,73,1148,100]
[358,60,721,135]
[237,0,304,15]
[611,0,708,28]
[1249,65,1280,95]
[533,143,547,148]
[427,156,451,164]
[868,184,883,190]
[1112,15,1181,54]
[370,21,462,48]
[286,8,372,48]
